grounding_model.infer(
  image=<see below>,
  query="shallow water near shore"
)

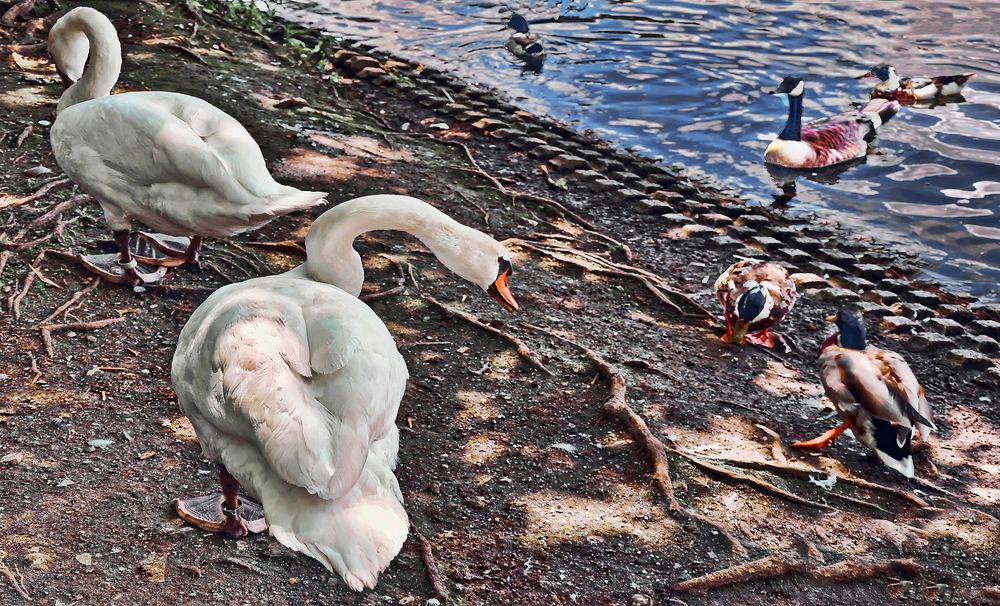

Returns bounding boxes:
[280,0,1000,301]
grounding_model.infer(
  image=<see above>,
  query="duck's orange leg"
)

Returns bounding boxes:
[791,419,852,450]
[747,327,775,348]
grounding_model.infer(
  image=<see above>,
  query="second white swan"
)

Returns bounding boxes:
[171,194,518,590]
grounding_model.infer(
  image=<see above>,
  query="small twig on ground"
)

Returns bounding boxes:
[238,239,306,255]
[203,260,236,284]
[27,351,41,385]
[0,549,31,601]
[39,316,125,358]
[455,190,491,225]
[158,42,208,64]
[360,285,404,302]
[411,523,449,603]
[421,294,551,375]
[8,250,45,320]
[14,123,33,148]
[526,323,748,558]
[215,556,267,576]
[749,343,792,365]
[37,277,100,326]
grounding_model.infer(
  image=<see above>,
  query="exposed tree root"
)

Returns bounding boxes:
[1,0,36,25]
[674,554,805,594]
[39,316,126,358]
[0,177,71,211]
[0,549,31,601]
[509,238,714,320]
[702,458,929,508]
[411,523,449,603]
[7,250,44,320]
[403,133,598,230]
[27,194,91,228]
[37,277,101,326]
[669,451,832,512]
[673,555,923,595]
[0,250,10,282]
[526,323,748,558]
[421,294,552,375]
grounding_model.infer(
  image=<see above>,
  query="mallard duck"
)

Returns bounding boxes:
[172,194,518,590]
[764,76,900,169]
[504,12,545,65]
[862,64,975,103]
[714,259,796,348]
[792,309,934,478]
[48,7,325,285]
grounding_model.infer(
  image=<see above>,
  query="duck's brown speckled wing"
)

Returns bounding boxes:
[818,346,930,431]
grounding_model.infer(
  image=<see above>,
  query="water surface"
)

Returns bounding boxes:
[280,0,1000,300]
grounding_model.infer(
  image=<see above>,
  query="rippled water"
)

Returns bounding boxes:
[279,0,1000,300]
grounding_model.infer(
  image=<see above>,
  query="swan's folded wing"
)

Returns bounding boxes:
[206,293,369,501]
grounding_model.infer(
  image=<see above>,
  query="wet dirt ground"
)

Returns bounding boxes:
[1,2,999,605]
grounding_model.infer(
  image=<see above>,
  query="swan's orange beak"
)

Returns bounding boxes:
[488,266,518,312]
[57,68,73,90]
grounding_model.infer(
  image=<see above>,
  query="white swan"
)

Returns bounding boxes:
[47,7,325,284]
[171,195,518,590]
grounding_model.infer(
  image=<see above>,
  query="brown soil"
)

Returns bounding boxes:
[2,2,998,605]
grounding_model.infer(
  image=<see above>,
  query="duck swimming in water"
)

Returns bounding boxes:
[764,76,900,169]
[862,64,975,104]
[504,12,545,69]
[792,309,934,478]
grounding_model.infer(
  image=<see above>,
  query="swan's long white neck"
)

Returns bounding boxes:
[51,8,122,113]
[299,195,477,296]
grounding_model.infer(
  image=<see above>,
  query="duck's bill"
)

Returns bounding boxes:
[825,313,837,322]
[857,71,874,79]
[488,269,518,312]
[728,320,751,344]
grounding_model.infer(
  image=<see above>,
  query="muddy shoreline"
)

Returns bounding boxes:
[2,2,999,605]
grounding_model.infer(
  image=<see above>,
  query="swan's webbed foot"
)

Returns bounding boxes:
[131,232,202,269]
[174,494,267,538]
[75,253,167,285]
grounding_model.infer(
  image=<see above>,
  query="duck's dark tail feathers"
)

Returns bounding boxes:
[859,98,900,142]
[872,418,915,478]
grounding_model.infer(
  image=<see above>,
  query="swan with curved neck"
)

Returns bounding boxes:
[48,7,325,285]
[172,195,518,589]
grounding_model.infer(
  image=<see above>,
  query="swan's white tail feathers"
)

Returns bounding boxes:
[268,493,408,591]
[257,188,327,217]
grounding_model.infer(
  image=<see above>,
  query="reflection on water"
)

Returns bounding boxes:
[280,0,1000,300]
